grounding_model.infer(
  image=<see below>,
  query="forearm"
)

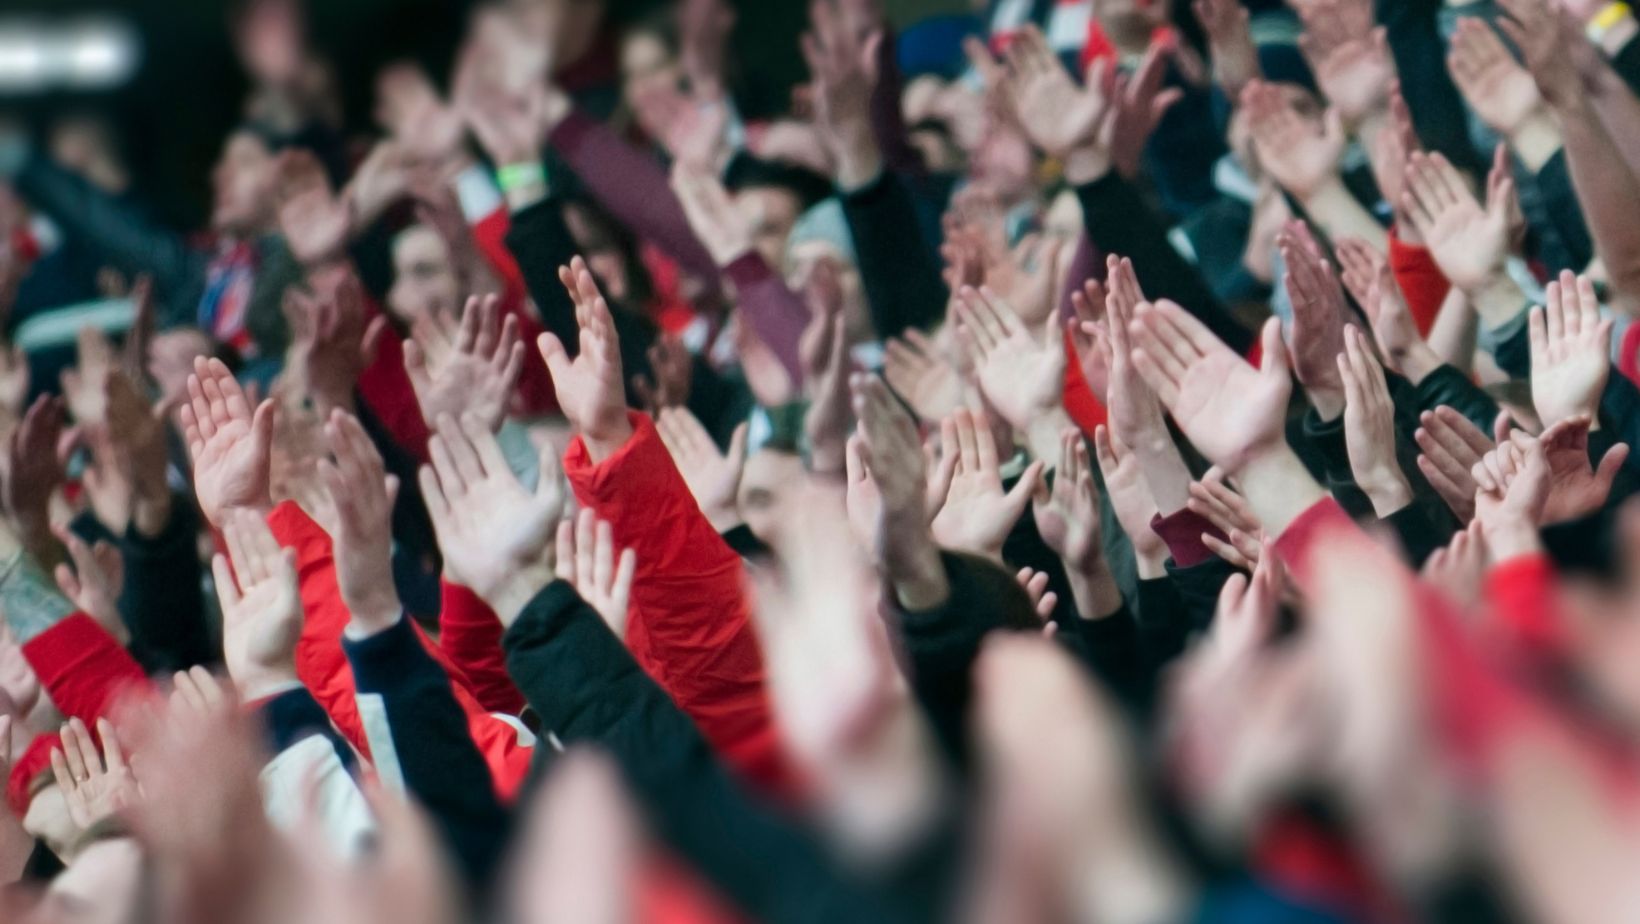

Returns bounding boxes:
[1298,178,1389,253]
[1423,288,1476,378]
[840,172,948,339]
[1234,445,1332,540]
[1555,95,1640,301]
[117,498,216,673]
[1063,563,1124,623]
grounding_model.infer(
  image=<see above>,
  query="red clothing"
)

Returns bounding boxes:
[1483,553,1573,670]
[469,209,560,417]
[437,579,525,716]
[1062,336,1107,437]
[267,502,534,800]
[562,412,796,797]
[21,612,149,724]
[1387,233,1450,337]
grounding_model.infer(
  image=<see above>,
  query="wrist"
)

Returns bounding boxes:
[1469,272,1529,331]
[1508,108,1563,172]
[1235,444,1330,539]
[1062,143,1113,187]
[342,591,402,637]
[1134,541,1170,580]
[235,665,303,704]
[1297,175,1355,224]
[482,563,557,627]
[1396,342,1443,386]
[131,491,173,539]
[1024,409,1073,469]
[832,123,883,192]
[1129,434,1193,515]
[889,534,950,612]
[1358,468,1414,518]
[580,412,636,465]
[1481,516,1542,559]
[1065,562,1123,621]
[1307,385,1346,423]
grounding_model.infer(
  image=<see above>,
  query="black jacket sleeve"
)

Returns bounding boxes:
[502,581,928,924]
[840,172,949,340]
[1073,173,1252,353]
[344,615,511,889]
[1411,364,1501,435]
[503,197,657,388]
[115,498,215,673]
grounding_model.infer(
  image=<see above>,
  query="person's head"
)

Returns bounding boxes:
[738,446,806,545]
[619,14,682,117]
[732,186,804,270]
[561,199,650,306]
[210,129,281,236]
[387,224,462,324]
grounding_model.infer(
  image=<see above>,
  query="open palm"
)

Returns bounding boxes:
[180,357,275,526]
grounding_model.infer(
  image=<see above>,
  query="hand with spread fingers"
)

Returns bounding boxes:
[1339,325,1414,516]
[212,508,303,701]
[1279,220,1349,420]
[538,257,635,461]
[929,407,1043,561]
[1414,407,1502,523]
[320,410,403,634]
[404,293,527,434]
[1092,424,1170,578]
[179,357,276,527]
[657,408,749,533]
[1529,271,1614,429]
[51,716,141,835]
[1188,468,1267,571]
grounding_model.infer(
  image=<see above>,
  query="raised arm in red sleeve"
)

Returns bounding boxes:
[267,501,534,799]
[1388,233,1450,337]
[438,578,525,716]
[21,612,150,723]
[562,411,796,796]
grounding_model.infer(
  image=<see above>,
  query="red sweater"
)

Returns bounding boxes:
[562,412,796,797]
[1387,233,1450,337]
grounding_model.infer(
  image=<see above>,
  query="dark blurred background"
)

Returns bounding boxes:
[0,0,963,232]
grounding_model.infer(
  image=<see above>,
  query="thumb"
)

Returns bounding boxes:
[1005,460,1046,514]
[538,332,571,381]
[1596,443,1630,494]
[54,563,81,603]
[1257,316,1288,380]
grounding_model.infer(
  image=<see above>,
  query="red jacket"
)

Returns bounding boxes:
[268,502,535,800]
[562,412,796,797]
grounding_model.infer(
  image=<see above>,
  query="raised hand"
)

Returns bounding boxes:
[1335,237,1439,381]
[1339,325,1414,516]
[404,293,526,434]
[1096,255,1193,514]
[1511,415,1627,525]
[319,410,402,633]
[4,395,66,551]
[929,407,1043,560]
[1192,0,1259,97]
[671,163,755,267]
[52,524,127,645]
[994,25,1113,158]
[1107,40,1186,180]
[1279,221,1349,418]
[802,0,883,186]
[282,270,388,413]
[0,339,28,421]
[180,357,276,526]
[1032,428,1104,576]
[1470,427,1552,556]
[374,62,466,165]
[956,286,1065,439]
[1414,406,1499,523]
[538,257,634,461]
[61,325,116,425]
[1091,424,1170,577]
[554,508,637,639]
[274,149,354,267]
[1495,0,1583,107]
[1129,300,1292,475]
[884,329,964,422]
[213,507,303,700]
[1295,0,1394,127]
[1529,271,1614,428]
[50,716,140,833]
[656,407,748,533]
[1242,79,1346,202]
[1447,17,1547,135]
[849,374,935,561]
[1402,150,1513,293]
[799,266,851,474]
[420,412,565,620]
[1421,521,1488,611]
[1187,468,1267,570]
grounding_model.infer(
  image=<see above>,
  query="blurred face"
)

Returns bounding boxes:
[620,30,681,114]
[388,226,461,324]
[971,126,1035,206]
[733,188,803,270]
[210,132,279,236]
[738,449,805,544]
[786,241,870,342]
[562,204,631,302]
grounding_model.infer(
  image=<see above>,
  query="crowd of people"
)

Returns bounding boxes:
[3,0,1640,918]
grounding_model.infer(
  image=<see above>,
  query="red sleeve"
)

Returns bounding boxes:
[267,502,535,800]
[1148,508,1227,569]
[562,412,796,797]
[20,613,150,723]
[1061,337,1107,437]
[471,208,528,298]
[357,331,432,463]
[438,579,525,716]
[1388,233,1450,337]
[1483,553,1573,670]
